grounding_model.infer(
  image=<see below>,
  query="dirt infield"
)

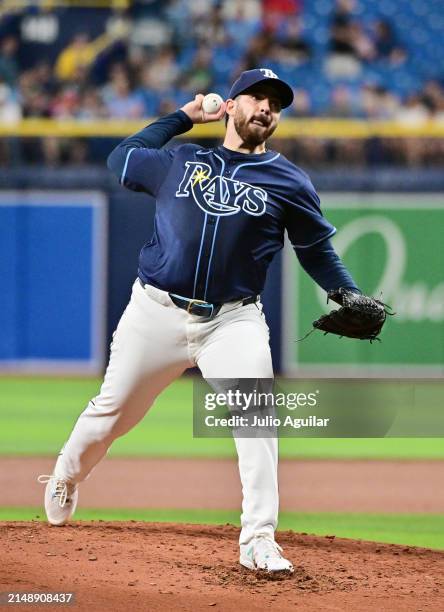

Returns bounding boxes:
[2,457,444,512]
[2,458,444,610]
[1,522,443,611]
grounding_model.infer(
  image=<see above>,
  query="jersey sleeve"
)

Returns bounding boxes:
[295,238,360,292]
[120,147,175,196]
[285,177,336,248]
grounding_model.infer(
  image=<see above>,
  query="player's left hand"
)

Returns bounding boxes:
[311,288,393,342]
[181,94,226,124]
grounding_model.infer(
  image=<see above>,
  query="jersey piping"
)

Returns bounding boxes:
[120,148,136,185]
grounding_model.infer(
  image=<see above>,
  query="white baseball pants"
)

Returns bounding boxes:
[54,279,278,545]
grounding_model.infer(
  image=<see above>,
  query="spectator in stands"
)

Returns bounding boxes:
[326,0,376,77]
[360,84,400,119]
[19,68,51,117]
[55,29,125,83]
[50,86,80,119]
[55,33,96,82]
[139,46,179,94]
[0,35,19,87]
[327,0,361,77]
[179,46,213,93]
[193,3,228,47]
[396,93,430,125]
[262,0,301,32]
[329,19,355,58]
[157,97,181,115]
[165,0,194,46]
[274,15,311,66]
[237,30,274,72]
[225,0,262,22]
[33,62,58,97]
[102,64,144,119]
[223,0,262,50]
[349,22,375,62]
[0,78,21,122]
[291,88,311,116]
[327,85,357,118]
[51,61,89,119]
[77,87,108,120]
[126,45,148,86]
[422,81,444,120]
[372,19,406,65]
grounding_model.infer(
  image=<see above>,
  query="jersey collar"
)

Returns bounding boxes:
[216,145,277,162]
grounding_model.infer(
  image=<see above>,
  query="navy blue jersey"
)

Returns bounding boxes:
[119,141,336,302]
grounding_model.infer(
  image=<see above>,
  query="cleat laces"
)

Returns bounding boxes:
[37,475,73,508]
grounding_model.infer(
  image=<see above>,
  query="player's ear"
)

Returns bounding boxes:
[225,98,236,116]
[225,98,236,125]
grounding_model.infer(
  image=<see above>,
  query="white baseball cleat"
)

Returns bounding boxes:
[37,474,78,526]
[240,535,294,574]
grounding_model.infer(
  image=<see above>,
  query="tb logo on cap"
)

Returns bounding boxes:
[260,68,278,79]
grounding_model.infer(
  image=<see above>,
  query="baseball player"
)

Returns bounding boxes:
[38,68,362,575]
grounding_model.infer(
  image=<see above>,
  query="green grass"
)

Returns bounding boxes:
[0,377,443,458]
[1,507,443,550]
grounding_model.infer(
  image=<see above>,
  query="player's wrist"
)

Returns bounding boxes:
[179,105,196,124]
[180,95,204,124]
[176,109,194,130]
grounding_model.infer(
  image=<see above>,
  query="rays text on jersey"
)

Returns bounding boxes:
[176,161,267,217]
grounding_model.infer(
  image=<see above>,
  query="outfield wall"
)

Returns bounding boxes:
[0,191,107,374]
[283,193,444,377]
[0,168,442,375]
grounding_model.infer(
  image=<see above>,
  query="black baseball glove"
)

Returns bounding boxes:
[311,288,392,342]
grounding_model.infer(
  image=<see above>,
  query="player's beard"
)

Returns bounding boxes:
[233,107,277,147]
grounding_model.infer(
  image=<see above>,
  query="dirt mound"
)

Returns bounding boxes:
[1,522,443,611]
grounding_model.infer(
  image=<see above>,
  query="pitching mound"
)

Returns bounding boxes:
[1,522,443,611]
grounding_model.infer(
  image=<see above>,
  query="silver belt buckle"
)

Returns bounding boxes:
[186,299,208,313]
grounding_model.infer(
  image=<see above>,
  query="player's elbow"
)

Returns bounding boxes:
[106,146,125,179]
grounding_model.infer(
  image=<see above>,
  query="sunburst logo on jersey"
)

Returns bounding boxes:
[192,169,210,186]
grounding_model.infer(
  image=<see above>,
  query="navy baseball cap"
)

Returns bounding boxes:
[229,68,294,109]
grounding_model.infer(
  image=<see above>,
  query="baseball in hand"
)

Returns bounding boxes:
[202,93,224,114]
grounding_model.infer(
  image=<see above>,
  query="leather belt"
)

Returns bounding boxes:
[138,278,257,318]
[168,293,257,318]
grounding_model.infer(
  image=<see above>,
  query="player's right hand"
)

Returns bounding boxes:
[181,94,226,124]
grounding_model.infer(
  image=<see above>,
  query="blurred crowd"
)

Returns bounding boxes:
[0,0,443,167]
